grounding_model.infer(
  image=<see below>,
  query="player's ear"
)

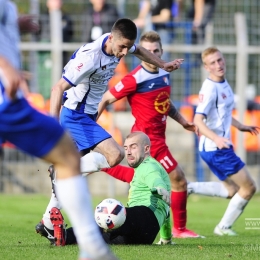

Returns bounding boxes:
[144,144,150,154]
[204,63,210,72]
[108,33,113,42]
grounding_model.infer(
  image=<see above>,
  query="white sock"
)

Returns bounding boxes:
[56,175,110,258]
[188,182,229,198]
[81,152,110,175]
[218,193,249,229]
[42,193,60,230]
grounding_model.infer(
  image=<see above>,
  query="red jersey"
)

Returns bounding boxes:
[110,65,171,139]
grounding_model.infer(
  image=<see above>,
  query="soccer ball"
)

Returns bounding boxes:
[94,198,126,230]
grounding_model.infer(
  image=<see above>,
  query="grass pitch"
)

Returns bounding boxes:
[0,193,259,260]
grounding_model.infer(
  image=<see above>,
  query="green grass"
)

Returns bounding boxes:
[0,194,260,260]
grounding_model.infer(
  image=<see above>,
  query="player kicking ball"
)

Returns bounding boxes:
[35,18,185,245]
[190,47,259,236]
[98,31,203,238]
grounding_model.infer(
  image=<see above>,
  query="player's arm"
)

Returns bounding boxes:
[0,57,22,100]
[133,46,184,72]
[97,90,118,121]
[194,113,230,149]
[97,74,136,120]
[50,78,71,119]
[232,117,260,135]
[168,100,198,134]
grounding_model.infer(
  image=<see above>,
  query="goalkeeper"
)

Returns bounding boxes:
[64,131,172,245]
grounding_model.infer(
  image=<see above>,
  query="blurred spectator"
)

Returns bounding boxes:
[0,1,39,71]
[178,0,216,44]
[62,13,73,66]
[134,0,173,60]
[0,1,39,96]
[82,0,119,43]
[37,9,73,66]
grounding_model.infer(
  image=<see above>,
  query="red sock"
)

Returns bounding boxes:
[171,191,187,231]
[101,165,134,183]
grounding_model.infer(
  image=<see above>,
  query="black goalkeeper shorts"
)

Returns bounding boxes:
[102,205,160,245]
[65,206,160,245]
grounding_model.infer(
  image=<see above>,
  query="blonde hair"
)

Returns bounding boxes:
[201,47,221,64]
[139,31,162,49]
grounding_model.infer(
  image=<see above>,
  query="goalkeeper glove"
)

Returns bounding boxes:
[151,187,171,206]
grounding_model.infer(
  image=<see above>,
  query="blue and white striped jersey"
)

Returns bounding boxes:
[195,78,235,151]
[62,33,136,114]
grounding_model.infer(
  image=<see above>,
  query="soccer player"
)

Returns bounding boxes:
[191,47,259,235]
[0,57,117,260]
[36,18,184,241]
[98,31,202,238]
[47,132,173,245]
[0,1,117,259]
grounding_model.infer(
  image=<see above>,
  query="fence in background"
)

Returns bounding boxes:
[1,0,260,195]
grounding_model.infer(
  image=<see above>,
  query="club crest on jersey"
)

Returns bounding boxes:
[76,63,83,72]
[199,94,204,103]
[221,93,227,99]
[163,77,169,85]
[154,91,170,114]
[115,81,124,92]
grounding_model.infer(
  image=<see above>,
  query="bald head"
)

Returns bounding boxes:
[124,132,151,168]
[126,131,150,146]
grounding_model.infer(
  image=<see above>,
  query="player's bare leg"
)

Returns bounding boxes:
[36,137,124,245]
[81,137,124,175]
[169,165,204,238]
[40,134,118,259]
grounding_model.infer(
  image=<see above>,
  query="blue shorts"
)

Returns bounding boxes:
[60,106,111,152]
[200,147,245,181]
[0,98,64,157]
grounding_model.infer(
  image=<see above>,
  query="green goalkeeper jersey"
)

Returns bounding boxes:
[127,156,171,227]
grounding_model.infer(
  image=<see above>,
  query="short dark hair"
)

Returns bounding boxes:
[111,18,137,40]
[139,31,162,49]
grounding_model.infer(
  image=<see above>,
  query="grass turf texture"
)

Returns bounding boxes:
[0,194,260,260]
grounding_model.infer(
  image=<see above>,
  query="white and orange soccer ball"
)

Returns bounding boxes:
[94,198,126,230]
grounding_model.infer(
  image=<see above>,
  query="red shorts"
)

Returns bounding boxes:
[150,138,178,174]
[131,125,178,174]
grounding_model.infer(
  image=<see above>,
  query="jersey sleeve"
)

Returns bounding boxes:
[128,44,136,54]
[109,74,137,100]
[195,82,217,117]
[62,53,95,86]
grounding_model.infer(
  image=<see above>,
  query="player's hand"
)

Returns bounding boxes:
[213,136,231,149]
[183,122,199,135]
[162,59,184,72]
[151,187,171,206]
[239,125,260,135]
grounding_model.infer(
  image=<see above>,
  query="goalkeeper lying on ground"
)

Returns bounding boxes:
[39,132,173,245]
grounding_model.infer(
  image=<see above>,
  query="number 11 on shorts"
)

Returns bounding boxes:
[160,156,173,169]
